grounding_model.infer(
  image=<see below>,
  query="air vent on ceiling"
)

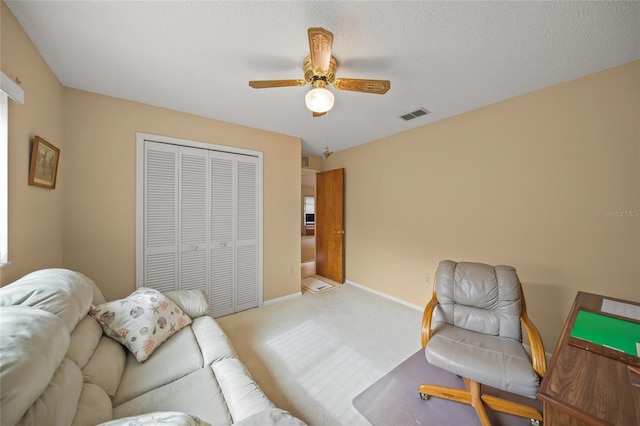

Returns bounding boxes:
[301,155,310,168]
[400,108,430,121]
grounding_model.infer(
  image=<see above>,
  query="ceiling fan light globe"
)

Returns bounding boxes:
[305,88,334,113]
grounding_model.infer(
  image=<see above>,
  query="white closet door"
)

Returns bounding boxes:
[143,142,178,292]
[179,147,209,293]
[140,137,260,318]
[210,151,236,317]
[235,155,259,312]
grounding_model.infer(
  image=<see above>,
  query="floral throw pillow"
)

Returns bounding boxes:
[90,287,192,362]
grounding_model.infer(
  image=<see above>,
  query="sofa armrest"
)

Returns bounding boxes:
[163,290,210,318]
[98,411,211,426]
[233,409,306,426]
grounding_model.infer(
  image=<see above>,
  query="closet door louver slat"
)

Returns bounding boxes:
[211,247,234,315]
[179,148,209,293]
[146,150,177,247]
[236,245,257,309]
[237,159,257,241]
[180,151,208,244]
[210,152,236,317]
[143,144,178,290]
[236,156,258,311]
[145,253,177,293]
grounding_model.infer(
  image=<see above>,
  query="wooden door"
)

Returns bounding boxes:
[316,168,344,283]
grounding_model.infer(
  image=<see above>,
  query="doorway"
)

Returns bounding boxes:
[300,167,345,287]
[301,171,317,278]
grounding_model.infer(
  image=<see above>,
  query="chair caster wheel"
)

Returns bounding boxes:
[530,419,541,426]
[420,393,430,400]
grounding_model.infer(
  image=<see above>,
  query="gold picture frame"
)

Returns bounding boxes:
[28,136,60,189]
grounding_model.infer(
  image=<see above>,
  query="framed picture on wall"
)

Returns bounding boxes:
[28,136,60,189]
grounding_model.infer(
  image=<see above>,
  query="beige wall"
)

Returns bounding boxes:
[62,90,301,302]
[2,2,302,302]
[1,1,65,284]
[324,60,640,350]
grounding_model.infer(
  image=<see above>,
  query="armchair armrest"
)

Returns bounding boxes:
[521,315,546,378]
[519,286,547,378]
[421,292,439,348]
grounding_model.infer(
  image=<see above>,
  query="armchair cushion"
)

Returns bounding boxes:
[425,323,539,399]
[436,260,522,341]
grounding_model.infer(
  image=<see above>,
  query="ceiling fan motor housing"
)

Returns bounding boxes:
[303,55,337,84]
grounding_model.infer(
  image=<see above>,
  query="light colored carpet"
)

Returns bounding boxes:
[216,283,422,426]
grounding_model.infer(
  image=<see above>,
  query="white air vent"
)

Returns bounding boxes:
[400,108,430,121]
[301,156,310,168]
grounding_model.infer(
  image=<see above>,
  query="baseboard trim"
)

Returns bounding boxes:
[263,291,302,306]
[345,280,423,311]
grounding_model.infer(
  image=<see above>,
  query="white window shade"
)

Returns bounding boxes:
[1,71,25,267]
[1,72,25,104]
[304,196,315,214]
[0,92,8,266]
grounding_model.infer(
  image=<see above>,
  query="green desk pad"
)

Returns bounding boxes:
[570,310,640,356]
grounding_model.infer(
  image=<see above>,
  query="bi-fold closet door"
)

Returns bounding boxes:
[141,140,259,317]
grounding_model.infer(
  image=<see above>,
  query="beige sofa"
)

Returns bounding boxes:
[0,269,305,426]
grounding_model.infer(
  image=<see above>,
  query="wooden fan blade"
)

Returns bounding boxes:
[332,78,390,94]
[313,111,326,117]
[308,27,334,73]
[249,79,307,89]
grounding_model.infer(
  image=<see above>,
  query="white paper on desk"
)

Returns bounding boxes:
[601,298,640,321]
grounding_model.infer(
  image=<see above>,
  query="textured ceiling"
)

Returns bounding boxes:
[6,1,640,156]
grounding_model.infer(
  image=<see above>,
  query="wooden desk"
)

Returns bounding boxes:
[538,292,640,425]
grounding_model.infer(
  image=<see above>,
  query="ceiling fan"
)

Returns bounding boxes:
[249,27,390,117]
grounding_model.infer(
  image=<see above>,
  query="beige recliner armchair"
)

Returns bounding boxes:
[419,260,546,425]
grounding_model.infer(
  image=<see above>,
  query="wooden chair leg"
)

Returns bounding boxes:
[418,383,472,405]
[466,379,491,426]
[481,394,543,421]
[419,379,543,426]
[419,380,490,426]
